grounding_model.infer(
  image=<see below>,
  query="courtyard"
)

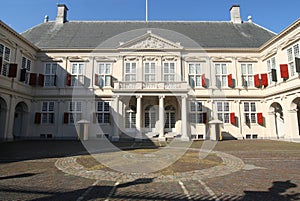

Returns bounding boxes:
[0,139,299,200]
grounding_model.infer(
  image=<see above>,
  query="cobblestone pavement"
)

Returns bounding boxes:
[0,140,300,200]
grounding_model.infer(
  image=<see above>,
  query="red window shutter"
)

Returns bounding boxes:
[8,64,17,78]
[203,113,207,124]
[29,73,37,86]
[257,113,263,125]
[230,112,235,124]
[254,74,260,87]
[63,113,69,124]
[93,113,97,123]
[261,73,268,87]
[95,74,99,86]
[280,64,289,79]
[228,74,233,87]
[34,113,41,124]
[66,73,72,86]
[201,74,206,87]
[39,74,44,86]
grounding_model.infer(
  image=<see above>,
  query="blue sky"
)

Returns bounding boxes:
[1,0,299,34]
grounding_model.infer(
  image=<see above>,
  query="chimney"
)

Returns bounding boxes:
[230,5,242,24]
[56,4,68,24]
[44,15,49,23]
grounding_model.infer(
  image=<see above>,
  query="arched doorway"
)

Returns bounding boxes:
[164,105,176,132]
[13,102,28,139]
[291,97,300,136]
[0,97,8,140]
[144,105,158,132]
[269,102,284,138]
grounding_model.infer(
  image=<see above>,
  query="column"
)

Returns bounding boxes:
[112,95,120,141]
[158,95,165,141]
[181,95,189,141]
[286,109,299,141]
[267,112,278,140]
[136,95,142,141]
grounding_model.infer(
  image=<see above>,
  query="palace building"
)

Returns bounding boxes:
[0,4,300,141]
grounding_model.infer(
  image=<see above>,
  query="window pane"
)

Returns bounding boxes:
[98,102,103,111]
[224,102,229,111]
[251,113,256,123]
[217,113,223,121]
[42,102,48,111]
[105,75,111,86]
[52,64,57,73]
[244,102,249,112]
[106,64,111,74]
[45,64,51,74]
[72,64,77,74]
[196,75,201,86]
[164,63,169,73]
[241,64,246,74]
[215,64,220,74]
[224,113,229,123]
[251,103,256,112]
[189,76,195,88]
[222,64,227,74]
[248,64,253,74]
[104,102,109,111]
[145,63,149,73]
[99,64,105,74]
[77,102,82,112]
[132,63,136,73]
[49,102,54,111]
[217,102,222,111]
[150,63,155,73]
[104,113,110,123]
[190,102,195,112]
[195,64,201,74]
[189,64,195,74]
[170,63,175,73]
[197,102,202,111]
[125,63,130,73]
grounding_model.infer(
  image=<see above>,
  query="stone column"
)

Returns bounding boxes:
[286,109,299,141]
[136,95,142,141]
[158,95,165,141]
[181,95,189,141]
[112,95,120,141]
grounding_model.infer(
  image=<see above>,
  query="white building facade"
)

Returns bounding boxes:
[0,5,300,141]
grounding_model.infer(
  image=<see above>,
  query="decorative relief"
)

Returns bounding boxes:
[129,36,178,49]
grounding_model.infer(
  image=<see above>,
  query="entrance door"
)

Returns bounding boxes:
[164,105,175,132]
[13,102,28,139]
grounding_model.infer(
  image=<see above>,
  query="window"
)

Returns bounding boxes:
[97,63,112,87]
[188,63,202,88]
[163,62,175,82]
[44,63,57,86]
[241,64,254,87]
[0,44,11,76]
[244,102,257,124]
[266,57,276,84]
[215,63,228,87]
[287,44,300,77]
[41,101,55,124]
[96,101,110,123]
[144,62,156,82]
[145,105,157,129]
[71,63,85,86]
[190,101,206,123]
[125,62,136,82]
[68,101,82,124]
[125,105,136,128]
[216,101,230,123]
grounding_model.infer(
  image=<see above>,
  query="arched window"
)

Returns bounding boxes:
[125,105,136,129]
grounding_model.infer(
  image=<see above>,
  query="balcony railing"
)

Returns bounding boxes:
[114,81,188,90]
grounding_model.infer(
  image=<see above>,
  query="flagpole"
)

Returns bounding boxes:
[146,0,148,22]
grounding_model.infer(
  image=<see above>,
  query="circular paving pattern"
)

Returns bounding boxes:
[55,147,245,183]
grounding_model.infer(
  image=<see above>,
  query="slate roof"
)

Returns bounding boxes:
[21,21,276,49]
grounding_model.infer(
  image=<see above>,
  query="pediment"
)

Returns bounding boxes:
[118,33,183,50]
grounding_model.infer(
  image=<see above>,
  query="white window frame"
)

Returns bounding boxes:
[241,63,254,87]
[44,63,57,87]
[163,62,176,82]
[144,62,156,82]
[216,101,230,123]
[190,101,205,124]
[68,101,82,124]
[215,63,228,87]
[71,63,85,86]
[266,57,276,85]
[124,62,136,82]
[41,101,55,124]
[96,101,110,124]
[97,63,112,87]
[244,102,257,124]
[188,63,202,88]
[144,105,157,129]
[287,43,299,77]
[125,105,136,129]
[0,44,11,76]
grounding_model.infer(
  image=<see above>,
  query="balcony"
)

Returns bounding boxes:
[113,81,188,92]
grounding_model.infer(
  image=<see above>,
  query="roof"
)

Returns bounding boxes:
[21,21,276,49]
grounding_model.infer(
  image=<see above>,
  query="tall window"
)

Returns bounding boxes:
[0,44,11,76]
[287,44,299,77]
[44,63,57,86]
[21,56,32,83]
[125,62,136,82]
[71,63,85,86]
[97,63,111,87]
[41,101,55,124]
[188,63,202,88]
[145,105,157,129]
[68,101,82,124]
[241,64,254,87]
[144,62,156,82]
[96,101,110,123]
[244,102,257,124]
[216,101,229,123]
[266,57,276,85]
[125,105,136,128]
[215,63,228,87]
[190,101,205,123]
[163,62,175,82]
